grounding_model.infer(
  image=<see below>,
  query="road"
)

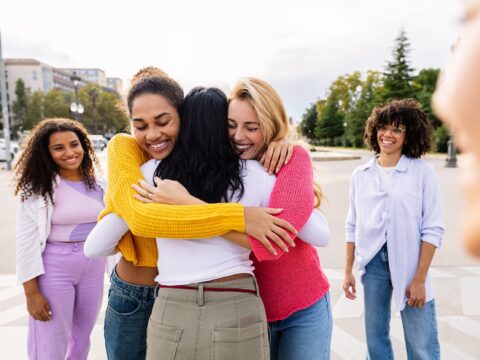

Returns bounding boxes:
[0,149,479,359]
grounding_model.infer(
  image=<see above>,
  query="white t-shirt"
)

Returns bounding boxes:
[85,159,330,285]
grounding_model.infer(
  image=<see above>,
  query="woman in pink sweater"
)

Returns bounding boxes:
[137,77,331,359]
[228,78,331,359]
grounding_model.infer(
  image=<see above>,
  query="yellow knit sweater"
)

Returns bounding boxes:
[99,134,246,267]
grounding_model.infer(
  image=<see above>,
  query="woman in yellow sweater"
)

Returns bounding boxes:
[91,68,296,359]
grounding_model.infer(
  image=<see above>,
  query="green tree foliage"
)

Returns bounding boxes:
[346,71,382,147]
[43,89,71,119]
[24,91,44,130]
[315,93,345,145]
[381,29,415,101]
[298,102,317,140]
[300,29,447,152]
[12,79,29,131]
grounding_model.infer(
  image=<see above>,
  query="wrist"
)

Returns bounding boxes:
[413,274,426,282]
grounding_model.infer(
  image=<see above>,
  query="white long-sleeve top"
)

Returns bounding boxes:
[85,159,329,285]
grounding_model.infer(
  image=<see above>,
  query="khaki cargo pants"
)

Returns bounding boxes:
[146,277,269,360]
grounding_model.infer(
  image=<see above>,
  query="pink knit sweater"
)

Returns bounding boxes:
[249,146,330,322]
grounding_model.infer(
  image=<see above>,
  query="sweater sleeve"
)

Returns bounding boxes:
[249,146,315,261]
[101,134,245,238]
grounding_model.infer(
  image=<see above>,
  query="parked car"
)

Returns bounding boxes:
[88,135,108,151]
[0,139,20,161]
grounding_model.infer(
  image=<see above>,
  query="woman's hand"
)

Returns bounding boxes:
[260,140,294,175]
[244,207,297,255]
[132,177,201,205]
[26,291,51,321]
[343,272,357,300]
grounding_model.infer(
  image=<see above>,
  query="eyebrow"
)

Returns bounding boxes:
[227,118,260,126]
[132,112,170,122]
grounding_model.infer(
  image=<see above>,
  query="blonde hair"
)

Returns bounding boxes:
[229,77,323,207]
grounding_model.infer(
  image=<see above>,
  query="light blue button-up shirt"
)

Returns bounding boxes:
[345,155,444,311]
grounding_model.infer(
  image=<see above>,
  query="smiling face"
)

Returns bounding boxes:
[376,123,406,158]
[130,93,180,160]
[48,131,85,178]
[227,98,265,160]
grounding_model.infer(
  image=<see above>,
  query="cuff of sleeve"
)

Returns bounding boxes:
[345,232,355,243]
[421,236,442,248]
[221,204,245,233]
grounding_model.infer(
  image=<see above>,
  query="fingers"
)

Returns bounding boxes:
[271,225,295,247]
[264,208,283,215]
[266,231,289,253]
[258,236,277,255]
[342,282,357,300]
[133,194,153,203]
[285,144,294,165]
[132,184,150,198]
[153,177,163,187]
[138,179,156,193]
[267,147,281,175]
[263,146,277,175]
[273,217,297,236]
[274,145,287,174]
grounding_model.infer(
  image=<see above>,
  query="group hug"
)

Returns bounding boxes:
[14,67,444,360]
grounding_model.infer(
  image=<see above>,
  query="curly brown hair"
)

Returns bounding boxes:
[14,118,99,203]
[130,66,169,87]
[364,98,433,158]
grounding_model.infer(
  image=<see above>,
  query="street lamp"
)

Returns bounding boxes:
[69,72,84,121]
[445,136,458,168]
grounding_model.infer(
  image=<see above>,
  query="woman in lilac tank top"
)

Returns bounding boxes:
[14,118,106,360]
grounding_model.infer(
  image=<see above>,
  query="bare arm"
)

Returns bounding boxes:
[23,278,51,322]
[343,242,357,300]
[406,241,436,308]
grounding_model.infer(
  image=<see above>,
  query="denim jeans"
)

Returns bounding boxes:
[269,292,332,360]
[104,268,156,360]
[363,244,440,360]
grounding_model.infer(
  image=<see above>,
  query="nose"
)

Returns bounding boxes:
[233,127,245,142]
[146,127,162,141]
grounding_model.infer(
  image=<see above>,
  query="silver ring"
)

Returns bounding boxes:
[147,192,153,200]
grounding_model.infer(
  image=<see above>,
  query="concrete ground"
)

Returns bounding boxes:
[0,149,479,359]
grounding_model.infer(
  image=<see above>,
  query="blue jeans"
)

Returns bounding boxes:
[104,268,156,360]
[269,292,332,360]
[363,245,440,360]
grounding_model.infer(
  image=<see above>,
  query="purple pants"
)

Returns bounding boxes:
[28,242,105,360]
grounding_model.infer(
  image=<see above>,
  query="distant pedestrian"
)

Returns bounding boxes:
[343,99,444,360]
[14,118,106,360]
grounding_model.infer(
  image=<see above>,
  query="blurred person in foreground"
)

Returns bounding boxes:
[433,0,480,257]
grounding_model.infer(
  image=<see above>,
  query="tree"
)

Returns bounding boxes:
[347,71,382,147]
[412,68,441,127]
[298,102,317,140]
[43,89,71,119]
[12,78,29,131]
[24,91,44,130]
[315,94,345,145]
[381,29,415,101]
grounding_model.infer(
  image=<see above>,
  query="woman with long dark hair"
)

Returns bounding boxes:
[15,118,106,360]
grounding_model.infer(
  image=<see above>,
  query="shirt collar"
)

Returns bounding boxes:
[360,154,410,172]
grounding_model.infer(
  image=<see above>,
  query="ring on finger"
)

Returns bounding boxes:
[147,192,153,200]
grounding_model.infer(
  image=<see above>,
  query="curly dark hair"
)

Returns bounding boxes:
[154,87,245,203]
[127,76,184,115]
[364,98,433,158]
[14,118,99,203]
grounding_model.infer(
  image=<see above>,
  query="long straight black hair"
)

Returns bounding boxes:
[154,87,244,203]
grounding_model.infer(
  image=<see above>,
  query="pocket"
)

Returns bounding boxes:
[146,321,182,360]
[107,290,141,316]
[212,321,268,360]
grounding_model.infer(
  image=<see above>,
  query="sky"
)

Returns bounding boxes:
[1,0,463,121]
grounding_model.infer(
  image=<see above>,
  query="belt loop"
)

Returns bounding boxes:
[197,284,204,306]
[253,277,260,297]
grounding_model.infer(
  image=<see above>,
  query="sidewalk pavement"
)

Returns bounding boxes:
[1,265,479,359]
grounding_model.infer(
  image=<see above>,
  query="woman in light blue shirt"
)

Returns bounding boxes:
[343,98,444,360]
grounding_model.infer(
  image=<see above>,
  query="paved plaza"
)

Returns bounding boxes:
[0,149,479,359]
